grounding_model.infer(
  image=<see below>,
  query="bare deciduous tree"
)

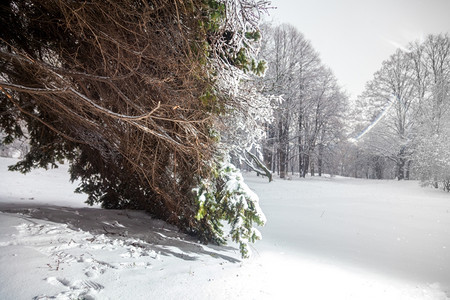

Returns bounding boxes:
[258,23,348,178]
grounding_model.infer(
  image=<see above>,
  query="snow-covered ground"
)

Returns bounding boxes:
[0,156,449,299]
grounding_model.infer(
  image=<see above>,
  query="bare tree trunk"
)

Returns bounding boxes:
[397,158,405,180]
[405,160,412,180]
[318,143,324,176]
[245,151,272,182]
[272,144,276,173]
[298,142,303,177]
[276,151,280,175]
[263,148,272,173]
[279,146,287,179]
[302,153,309,177]
[298,114,303,177]
[278,114,289,179]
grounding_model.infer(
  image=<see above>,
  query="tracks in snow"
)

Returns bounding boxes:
[11,219,161,299]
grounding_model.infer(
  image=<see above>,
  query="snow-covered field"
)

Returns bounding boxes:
[1,156,449,299]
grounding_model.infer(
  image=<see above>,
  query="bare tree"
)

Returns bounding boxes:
[259,24,303,178]
[411,34,450,188]
[356,49,417,180]
[258,23,348,178]
[354,34,450,183]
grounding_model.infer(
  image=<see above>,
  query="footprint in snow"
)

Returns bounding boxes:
[83,262,107,278]
[73,279,104,291]
[46,276,71,287]
[46,277,105,292]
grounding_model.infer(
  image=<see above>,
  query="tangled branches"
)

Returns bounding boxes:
[0,0,216,228]
[0,0,270,245]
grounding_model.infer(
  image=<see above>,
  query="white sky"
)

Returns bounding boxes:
[265,0,450,99]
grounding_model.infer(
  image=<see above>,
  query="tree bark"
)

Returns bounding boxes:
[278,115,289,179]
[405,160,412,180]
[318,143,324,176]
[245,151,272,182]
[298,114,303,177]
[279,147,287,178]
[397,158,405,180]
[302,153,309,177]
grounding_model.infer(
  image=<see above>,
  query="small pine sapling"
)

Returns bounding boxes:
[194,156,266,258]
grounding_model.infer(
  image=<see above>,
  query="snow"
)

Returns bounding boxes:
[245,174,450,299]
[0,156,449,299]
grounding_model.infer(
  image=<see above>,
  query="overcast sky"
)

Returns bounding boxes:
[265,0,450,100]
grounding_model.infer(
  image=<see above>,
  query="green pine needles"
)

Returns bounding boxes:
[194,156,266,258]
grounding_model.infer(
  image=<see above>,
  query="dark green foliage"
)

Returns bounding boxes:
[202,0,226,32]
[0,0,267,257]
[194,159,266,257]
[0,0,213,228]
[70,148,162,211]
[0,95,23,145]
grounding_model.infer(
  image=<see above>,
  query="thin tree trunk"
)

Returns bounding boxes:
[302,153,309,177]
[245,151,272,182]
[279,115,289,179]
[405,160,412,180]
[298,115,303,177]
[271,144,276,173]
[397,158,405,180]
[280,147,286,179]
[318,144,323,176]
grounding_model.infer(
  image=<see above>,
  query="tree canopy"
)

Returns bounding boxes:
[0,0,269,256]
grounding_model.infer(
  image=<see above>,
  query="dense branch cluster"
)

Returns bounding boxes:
[0,0,268,242]
[0,0,216,228]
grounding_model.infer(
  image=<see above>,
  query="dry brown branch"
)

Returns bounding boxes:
[0,0,215,229]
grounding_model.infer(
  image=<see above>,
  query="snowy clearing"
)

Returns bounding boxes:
[0,156,449,299]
